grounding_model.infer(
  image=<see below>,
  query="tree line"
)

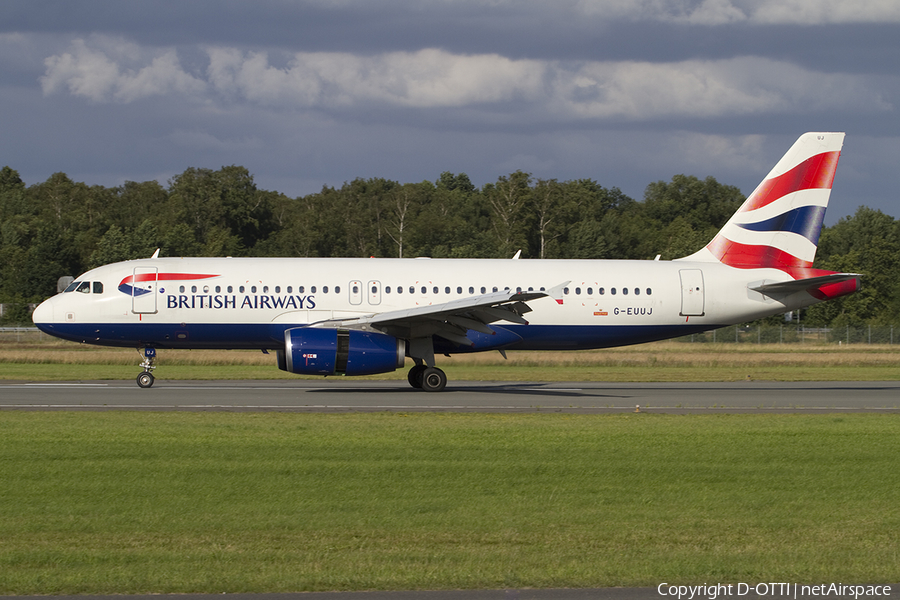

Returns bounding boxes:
[1,164,897,327]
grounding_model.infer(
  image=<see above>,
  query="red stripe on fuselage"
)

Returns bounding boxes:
[119,273,219,286]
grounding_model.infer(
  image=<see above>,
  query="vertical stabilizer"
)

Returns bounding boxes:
[681,132,844,272]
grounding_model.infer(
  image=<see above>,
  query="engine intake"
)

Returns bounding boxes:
[279,327,406,376]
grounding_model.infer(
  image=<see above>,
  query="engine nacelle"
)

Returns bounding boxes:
[278,327,406,376]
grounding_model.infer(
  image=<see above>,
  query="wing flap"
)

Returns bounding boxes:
[311,287,560,344]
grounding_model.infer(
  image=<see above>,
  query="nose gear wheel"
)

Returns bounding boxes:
[136,347,157,388]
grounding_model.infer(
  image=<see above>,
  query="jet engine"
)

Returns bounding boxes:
[277,327,406,376]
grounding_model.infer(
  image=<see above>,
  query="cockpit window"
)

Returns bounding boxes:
[65,281,99,293]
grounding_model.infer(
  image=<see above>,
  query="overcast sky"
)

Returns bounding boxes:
[2,0,899,225]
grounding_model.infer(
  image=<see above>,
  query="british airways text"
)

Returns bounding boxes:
[166,294,317,310]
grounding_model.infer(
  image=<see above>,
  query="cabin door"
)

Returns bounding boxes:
[679,269,705,317]
[131,267,158,314]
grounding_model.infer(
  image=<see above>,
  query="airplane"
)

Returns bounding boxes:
[32,132,859,391]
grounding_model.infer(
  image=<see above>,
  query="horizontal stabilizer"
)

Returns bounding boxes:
[751,273,860,296]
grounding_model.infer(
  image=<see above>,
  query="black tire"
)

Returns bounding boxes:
[421,367,447,392]
[407,364,426,389]
[137,371,155,388]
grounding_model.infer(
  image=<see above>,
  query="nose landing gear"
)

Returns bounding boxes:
[136,347,157,388]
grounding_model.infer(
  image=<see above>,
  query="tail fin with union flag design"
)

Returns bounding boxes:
[680,132,859,300]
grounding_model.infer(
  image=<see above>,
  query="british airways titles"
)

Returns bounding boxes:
[166,293,317,310]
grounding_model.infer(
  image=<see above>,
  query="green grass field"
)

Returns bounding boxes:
[1,412,898,593]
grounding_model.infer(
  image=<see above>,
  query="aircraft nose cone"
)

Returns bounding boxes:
[32,298,54,327]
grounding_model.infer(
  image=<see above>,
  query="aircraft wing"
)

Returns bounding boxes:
[751,273,860,296]
[311,283,567,347]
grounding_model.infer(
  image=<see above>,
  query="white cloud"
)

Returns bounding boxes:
[748,0,900,25]
[576,0,900,24]
[41,39,890,122]
[40,37,205,103]
[554,57,890,119]
[206,47,546,108]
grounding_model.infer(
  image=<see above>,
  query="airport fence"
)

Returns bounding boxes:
[678,324,899,345]
[0,327,51,343]
[3,326,900,346]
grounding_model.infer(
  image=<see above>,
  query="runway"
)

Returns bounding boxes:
[2,379,898,412]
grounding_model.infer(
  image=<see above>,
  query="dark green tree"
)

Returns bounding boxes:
[484,170,532,257]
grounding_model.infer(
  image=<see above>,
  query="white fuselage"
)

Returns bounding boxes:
[33,256,809,351]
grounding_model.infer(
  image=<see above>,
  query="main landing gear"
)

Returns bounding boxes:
[136,346,157,388]
[407,364,447,392]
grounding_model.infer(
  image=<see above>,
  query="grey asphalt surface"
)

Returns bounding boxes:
[1,379,898,412]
